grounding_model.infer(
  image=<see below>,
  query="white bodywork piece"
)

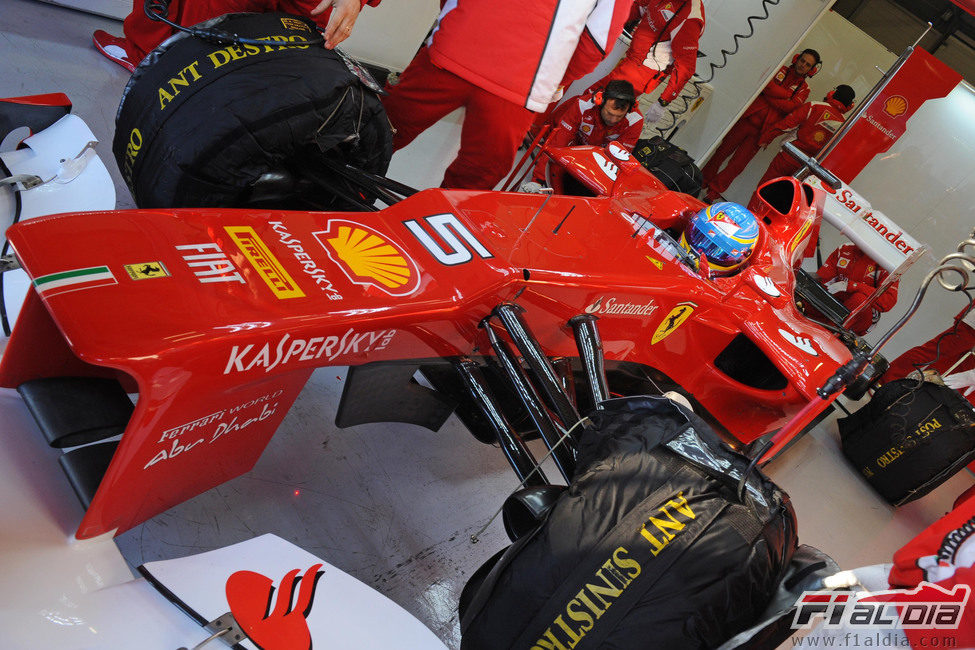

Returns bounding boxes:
[142,534,451,650]
[803,176,927,329]
[804,175,926,273]
[1,114,115,328]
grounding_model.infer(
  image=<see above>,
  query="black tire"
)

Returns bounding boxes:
[113,12,392,209]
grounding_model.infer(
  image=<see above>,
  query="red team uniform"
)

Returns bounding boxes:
[756,94,853,186]
[887,487,975,649]
[702,61,812,197]
[382,0,634,190]
[593,0,704,102]
[815,243,898,336]
[533,95,644,182]
[885,307,975,406]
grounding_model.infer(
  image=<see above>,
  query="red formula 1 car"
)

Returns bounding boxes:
[0,122,881,540]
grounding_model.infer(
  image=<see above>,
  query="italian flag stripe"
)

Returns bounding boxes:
[34,266,116,293]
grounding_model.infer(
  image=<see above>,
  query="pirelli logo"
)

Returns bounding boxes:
[224,226,305,299]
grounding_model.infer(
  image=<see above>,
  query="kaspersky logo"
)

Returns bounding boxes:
[314,219,419,296]
[792,583,970,630]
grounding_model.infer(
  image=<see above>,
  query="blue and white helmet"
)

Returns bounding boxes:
[680,202,759,276]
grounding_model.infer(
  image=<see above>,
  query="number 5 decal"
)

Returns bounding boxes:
[404,213,493,266]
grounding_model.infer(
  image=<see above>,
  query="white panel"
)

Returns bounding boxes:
[840,82,975,358]
[32,0,127,20]
[718,11,898,207]
[340,0,440,72]
[671,0,836,161]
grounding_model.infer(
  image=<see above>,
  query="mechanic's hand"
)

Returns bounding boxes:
[313,0,362,50]
[827,280,848,294]
[645,101,667,124]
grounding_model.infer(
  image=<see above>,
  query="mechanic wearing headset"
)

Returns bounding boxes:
[815,242,898,336]
[701,48,820,202]
[532,80,644,185]
[754,84,856,188]
[382,0,635,191]
[93,0,377,73]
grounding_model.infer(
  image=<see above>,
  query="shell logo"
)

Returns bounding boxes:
[314,219,419,296]
[882,95,908,118]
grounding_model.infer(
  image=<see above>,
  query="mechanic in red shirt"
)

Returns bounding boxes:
[532,80,644,185]
[382,0,634,191]
[528,0,701,140]
[815,242,898,336]
[754,85,855,188]
[587,0,704,125]
[92,0,376,72]
[887,486,975,649]
[701,48,819,201]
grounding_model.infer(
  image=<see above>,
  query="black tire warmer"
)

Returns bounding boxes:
[460,396,798,650]
[840,378,975,506]
[113,12,392,209]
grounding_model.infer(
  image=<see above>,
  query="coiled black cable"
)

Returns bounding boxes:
[655,0,781,139]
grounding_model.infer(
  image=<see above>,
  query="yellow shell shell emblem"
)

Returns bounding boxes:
[315,220,419,296]
[882,95,908,118]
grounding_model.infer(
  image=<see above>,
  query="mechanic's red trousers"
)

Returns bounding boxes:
[884,320,975,384]
[382,47,536,190]
[700,117,761,196]
[755,150,800,188]
[835,290,877,336]
[123,0,334,60]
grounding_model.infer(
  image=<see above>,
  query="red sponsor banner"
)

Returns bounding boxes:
[822,48,961,183]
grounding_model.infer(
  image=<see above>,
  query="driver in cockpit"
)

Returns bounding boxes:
[674,201,759,278]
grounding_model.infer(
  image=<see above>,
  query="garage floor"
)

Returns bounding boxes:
[1,2,973,648]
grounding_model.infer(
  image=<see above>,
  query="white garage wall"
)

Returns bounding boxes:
[671,0,835,161]
[713,11,899,210]
[774,11,975,358]
[340,0,440,72]
[817,79,975,359]
[34,0,128,20]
